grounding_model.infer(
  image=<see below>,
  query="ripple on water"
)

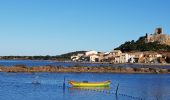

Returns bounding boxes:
[0,72,169,100]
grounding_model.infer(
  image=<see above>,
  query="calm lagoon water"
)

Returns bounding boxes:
[0,72,169,100]
[1,60,170,69]
[0,60,111,67]
[0,60,170,100]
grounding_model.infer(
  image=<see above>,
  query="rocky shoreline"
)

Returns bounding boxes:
[0,65,170,74]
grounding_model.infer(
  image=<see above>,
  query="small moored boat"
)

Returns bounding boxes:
[68,80,111,87]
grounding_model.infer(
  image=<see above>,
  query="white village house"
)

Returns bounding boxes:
[85,50,98,56]
[88,54,99,62]
[71,54,84,61]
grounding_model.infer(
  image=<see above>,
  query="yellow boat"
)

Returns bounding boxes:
[68,80,111,87]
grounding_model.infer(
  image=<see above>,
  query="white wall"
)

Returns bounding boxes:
[85,51,98,56]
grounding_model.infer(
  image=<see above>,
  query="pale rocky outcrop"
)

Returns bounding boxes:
[145,28,170,46]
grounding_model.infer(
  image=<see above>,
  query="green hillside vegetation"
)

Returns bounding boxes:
[115,36,170,52]
[57,51,87,60]
[0,51,87,61]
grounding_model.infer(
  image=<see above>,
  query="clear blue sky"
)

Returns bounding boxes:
[0,0,170,56]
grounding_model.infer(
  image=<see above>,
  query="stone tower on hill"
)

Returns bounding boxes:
[145,28,170,46]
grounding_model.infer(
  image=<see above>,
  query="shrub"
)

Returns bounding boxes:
[133,67,141,72]
[14,64,27,68]
[168,69,170,72]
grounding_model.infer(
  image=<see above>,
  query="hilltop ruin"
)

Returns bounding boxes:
[145,28,170,46]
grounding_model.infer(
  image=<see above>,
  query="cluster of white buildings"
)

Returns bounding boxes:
[71,50,165,64]
[71,50,99,62]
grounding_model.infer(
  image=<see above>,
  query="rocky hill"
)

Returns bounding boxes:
[145,28,170,46]
[115,28,170,52]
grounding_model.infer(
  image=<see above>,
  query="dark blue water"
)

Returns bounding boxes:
[0,60,111,67]
[1,60,170,69]
[0,72,169,100]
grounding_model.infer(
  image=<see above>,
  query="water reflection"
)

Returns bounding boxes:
[69,86,110,91]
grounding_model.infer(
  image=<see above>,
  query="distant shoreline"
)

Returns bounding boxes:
[0,65,169,74]
[1,59,170,66]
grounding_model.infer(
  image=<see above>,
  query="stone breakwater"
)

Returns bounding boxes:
[0,65,170,74]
